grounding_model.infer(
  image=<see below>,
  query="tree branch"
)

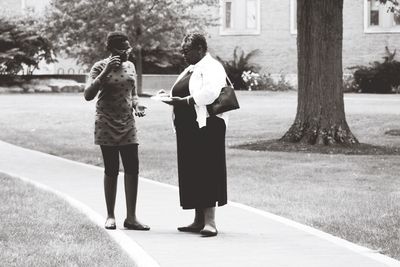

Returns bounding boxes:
[147,0,160,13]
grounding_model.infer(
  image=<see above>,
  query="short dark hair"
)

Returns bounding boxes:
[182,33,207,51]
[106,31,130,50]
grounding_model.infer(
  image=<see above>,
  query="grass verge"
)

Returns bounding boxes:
[0,172,135,267]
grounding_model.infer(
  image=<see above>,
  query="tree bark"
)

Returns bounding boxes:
[281,0,358,145]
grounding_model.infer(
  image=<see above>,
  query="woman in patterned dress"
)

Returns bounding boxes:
[84,31,149,231]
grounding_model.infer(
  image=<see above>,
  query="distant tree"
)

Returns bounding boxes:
[45,0,218,93]
[0,15,54,75]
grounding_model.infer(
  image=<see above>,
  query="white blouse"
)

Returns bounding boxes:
[170,53,229,128]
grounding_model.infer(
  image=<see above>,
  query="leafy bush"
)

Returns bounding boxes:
[343,74,359,93]
[140,49,186,74]
[241,71,260,90]
[0,15,55,75]
[349,47,400,94]
[217,47,260,90]
[0,77,84,93]
[242,71,295,91]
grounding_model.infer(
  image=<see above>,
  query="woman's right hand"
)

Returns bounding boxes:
[104,56,121,73]
[156,89,167,96]
[162,96,187,106]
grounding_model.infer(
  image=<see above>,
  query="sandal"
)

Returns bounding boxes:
[105,218,116,230]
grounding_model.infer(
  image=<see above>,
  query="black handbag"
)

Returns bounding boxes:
[207,76,240,116]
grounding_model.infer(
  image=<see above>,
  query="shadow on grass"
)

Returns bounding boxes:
[232,139,400,155]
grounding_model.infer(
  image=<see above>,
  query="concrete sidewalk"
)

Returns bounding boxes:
[1,140,399,267]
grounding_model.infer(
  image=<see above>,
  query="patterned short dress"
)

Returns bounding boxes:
[88,58,139,146]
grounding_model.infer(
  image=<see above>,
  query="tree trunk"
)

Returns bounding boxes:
[136,46,143,95]
[281,0,358,145]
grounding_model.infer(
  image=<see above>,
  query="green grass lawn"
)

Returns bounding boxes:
[1,92,400,259]
[0,172,135,267]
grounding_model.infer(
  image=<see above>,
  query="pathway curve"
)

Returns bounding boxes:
[0,140,399,267]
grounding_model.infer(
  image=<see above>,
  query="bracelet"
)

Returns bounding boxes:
[186,97,190,105]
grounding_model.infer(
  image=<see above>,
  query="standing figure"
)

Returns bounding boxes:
[162,33,228,237]
[84,31,149,231]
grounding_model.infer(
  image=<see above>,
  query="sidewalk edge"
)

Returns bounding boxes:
[2,141,399,267]
[142,178,400,267]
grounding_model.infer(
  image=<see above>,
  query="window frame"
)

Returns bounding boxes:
[364,0,400,33]
[219,0,261,36]
[290,0,297,35]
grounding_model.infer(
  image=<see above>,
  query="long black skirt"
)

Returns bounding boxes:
[175,116,227,209]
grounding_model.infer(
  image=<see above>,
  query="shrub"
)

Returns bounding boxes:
[242,71,295,91]
[267,74,296,91]
[343,74,359,93]
[0,15,55,75]
[217,47,260,90]
[241,71,260,90]
[349,46,400,94]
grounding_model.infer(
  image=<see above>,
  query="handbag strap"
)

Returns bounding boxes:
[226,76,234,88]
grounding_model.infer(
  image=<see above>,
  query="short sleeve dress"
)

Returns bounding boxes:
[88,59,139,146]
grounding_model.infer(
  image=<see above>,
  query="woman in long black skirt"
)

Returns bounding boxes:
[161,33,228,237]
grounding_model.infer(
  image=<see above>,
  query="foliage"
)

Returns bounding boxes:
[342,74,359,93]
[217,47,260,90]
[45,0,218,71]
[241,71,260,90]
[379,0,400,11]
[349,47,400,94]
[265,74,295,91]
[140,48,185,74]
[242,71,295,91]
[0,15,55,75]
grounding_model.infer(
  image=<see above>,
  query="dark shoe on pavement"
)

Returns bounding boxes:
[200,225,218,237]
[177,225,204,233]
[123,219,150,231]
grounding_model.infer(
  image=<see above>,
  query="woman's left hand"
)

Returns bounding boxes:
[162,97,187,106]
[134,105,147,117]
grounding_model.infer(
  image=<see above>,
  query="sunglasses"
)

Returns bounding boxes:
[180,46,196,56]
[113,48,132,55]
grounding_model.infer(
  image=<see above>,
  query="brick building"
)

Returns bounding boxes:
[207,0,400,79]
[2,0,400,77]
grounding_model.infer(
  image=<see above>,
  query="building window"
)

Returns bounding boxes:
[225,1,232,29]
[290,0,297,34]
[220,0,261,35]
[364,0,400,33]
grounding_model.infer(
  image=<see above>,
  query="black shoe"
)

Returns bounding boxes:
[177,225,204,233]
[123,219,150,231]
[200,226,218,237]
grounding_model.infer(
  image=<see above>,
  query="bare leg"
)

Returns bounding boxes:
[200,207,218,237]
[124,173,150,230]
[104,174,117,229]
[177,208,205,232]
